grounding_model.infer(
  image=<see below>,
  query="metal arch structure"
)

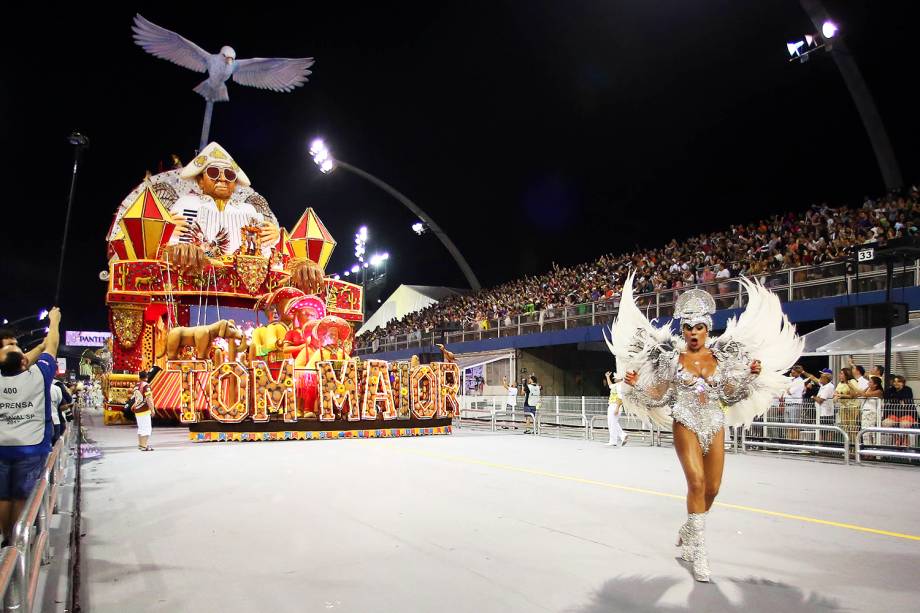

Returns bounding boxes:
[799,0,903,191]
[335,160,482,291]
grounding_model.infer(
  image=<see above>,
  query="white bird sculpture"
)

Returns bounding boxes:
[132,14,315,149]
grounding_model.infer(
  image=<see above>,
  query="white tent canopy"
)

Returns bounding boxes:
[801,320,920,356]
[358,285,466,336]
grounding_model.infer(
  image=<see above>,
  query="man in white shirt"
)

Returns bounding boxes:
[848,360,870,393]
[814,369,836,442]
[784,364,806,440]
[502,377,517,410]
[49,383,63,444]
[715,264,732,307]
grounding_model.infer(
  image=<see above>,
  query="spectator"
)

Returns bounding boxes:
[502,376,517,412]
[784,365,806,440]
[356,186,920,351]
[814,369,836,442]
[834,367,862,444]
[130,371,156,451]
[848,358,870,392]
[604,371,628,447]
[862,376,885,442]
[0,329,46,368]
[883,375,915,446]
[524,374,542,434]
[49,378,67,444]
[0,307,60,545]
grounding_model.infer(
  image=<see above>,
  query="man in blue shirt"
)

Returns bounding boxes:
[0,307,60,544]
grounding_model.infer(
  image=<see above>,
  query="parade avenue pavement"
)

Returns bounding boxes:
[79,416,920,612]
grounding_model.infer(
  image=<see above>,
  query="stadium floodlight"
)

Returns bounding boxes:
[822,20,838,39]
[355,226,368,259]
[787,41,805,57]
[310,138,336,174]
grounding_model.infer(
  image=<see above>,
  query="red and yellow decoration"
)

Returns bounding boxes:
[117,187,177,260]
[288,207,336,269]
[110,304,146,350]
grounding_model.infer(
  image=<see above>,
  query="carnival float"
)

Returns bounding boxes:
[98,15,458,442]
[102,142,458,442]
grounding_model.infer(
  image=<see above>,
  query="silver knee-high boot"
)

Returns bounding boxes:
[687,512,711,582]
[676,519,692,562]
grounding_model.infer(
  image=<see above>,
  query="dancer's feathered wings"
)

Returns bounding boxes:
[711,277,803,426]
[606,272,678,428]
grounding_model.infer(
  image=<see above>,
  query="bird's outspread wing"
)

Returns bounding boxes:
[232,57,315,92]
[132,14,210,73]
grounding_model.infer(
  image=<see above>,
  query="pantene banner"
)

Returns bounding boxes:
[66,331,112,347]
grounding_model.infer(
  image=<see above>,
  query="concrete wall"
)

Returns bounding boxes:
[518,346,614,396]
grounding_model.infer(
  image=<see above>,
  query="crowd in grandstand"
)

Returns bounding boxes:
[358,186,920,345]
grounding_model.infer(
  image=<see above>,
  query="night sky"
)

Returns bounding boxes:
[2,2,918,334]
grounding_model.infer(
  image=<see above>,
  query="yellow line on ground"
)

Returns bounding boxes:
[398,448,920,542]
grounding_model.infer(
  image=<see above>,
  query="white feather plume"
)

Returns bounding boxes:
[715,277,804,426]
[606,271,677,428]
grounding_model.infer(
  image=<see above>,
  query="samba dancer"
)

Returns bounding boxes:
[610,273,802,581]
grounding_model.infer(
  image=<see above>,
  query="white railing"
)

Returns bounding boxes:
[356,259,919,354]
[454,396,920,465]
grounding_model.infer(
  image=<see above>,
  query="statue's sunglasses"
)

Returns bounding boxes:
[204,166,237,182]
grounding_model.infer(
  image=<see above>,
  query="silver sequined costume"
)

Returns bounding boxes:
[607,273,803,452]
[623,341,756,453]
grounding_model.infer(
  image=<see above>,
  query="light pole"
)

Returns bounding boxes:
[309,139,482,291]
[56,132,89,306]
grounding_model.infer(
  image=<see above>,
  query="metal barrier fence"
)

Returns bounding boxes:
[856,427,920,463]
[456,396,920,464]
[1,424,75,612]
[742,423,850,464]
[356,259,919,354]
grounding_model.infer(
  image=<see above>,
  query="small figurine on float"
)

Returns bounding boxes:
[250,288,305,366]
[158,319,244,361]
[306,316,352,368]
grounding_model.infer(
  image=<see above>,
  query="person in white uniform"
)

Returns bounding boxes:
[604,371,629,446]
